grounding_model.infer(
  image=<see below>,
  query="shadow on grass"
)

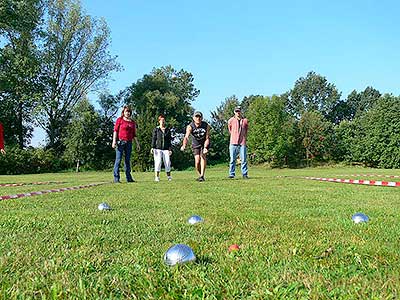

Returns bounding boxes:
[194,255,214,265]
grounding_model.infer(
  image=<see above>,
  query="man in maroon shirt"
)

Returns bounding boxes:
[227,106,249,179]
[112,106,140,183]
[0,122,5,155]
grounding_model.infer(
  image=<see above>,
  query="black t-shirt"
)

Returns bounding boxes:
[190,121,208,148]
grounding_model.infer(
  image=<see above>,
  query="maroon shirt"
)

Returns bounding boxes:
[0,123,4,150]
[114,117,137,141]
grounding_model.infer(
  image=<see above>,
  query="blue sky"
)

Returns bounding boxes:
[32,0,400,145]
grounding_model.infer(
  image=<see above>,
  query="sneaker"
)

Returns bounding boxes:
[197,176,205,182]
[167,176,172,181]
[242,175,249,179]
[228,175,235,179]
[155,177,160,182]
[113,180,121,183]
[127,178,136,183]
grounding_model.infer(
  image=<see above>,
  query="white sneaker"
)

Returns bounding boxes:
[167,176,172,181]
[155,177,160,182]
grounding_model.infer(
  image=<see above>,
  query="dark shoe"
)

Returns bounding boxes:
[197,176,205,182]
[228,175,235,179]
[127,179,136,183]
[242,175,249,179]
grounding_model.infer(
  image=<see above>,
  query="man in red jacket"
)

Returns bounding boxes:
[0,122,5,155]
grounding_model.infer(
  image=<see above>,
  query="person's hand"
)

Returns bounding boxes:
[180,145,185,151]
[150,148,154,154]
[168,150,172,156]
[112,141,117,149]
[0,149,5,155]
[203,148,208,154]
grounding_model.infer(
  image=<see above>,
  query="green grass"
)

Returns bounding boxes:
[1,166,400,299]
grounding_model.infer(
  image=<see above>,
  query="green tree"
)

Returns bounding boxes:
[91,91,123,169]
[209,95,240,164]
[298,110,334,163]
[0,0,44,147]
[351,94,400,168]
[124,66,199,171]
[36,0,121,150]
[284,71,341,122]
[346,87,381,119]
[62,98,100,172]
[246,95,297,166]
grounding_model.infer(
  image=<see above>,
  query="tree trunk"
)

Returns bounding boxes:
[76,160,80,172]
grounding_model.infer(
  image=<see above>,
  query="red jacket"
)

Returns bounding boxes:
[228,117,248,145]
[0,123,4,150]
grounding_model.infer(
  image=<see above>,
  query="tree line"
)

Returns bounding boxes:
[1,0,399,174]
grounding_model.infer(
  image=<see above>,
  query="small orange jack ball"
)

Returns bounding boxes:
[228,244,240,252]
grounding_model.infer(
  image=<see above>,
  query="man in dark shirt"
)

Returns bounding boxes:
[180,111,210,182]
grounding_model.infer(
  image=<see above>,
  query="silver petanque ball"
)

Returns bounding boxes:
[164,244,196,266]
[188,215,204,225]
[352,212,369,224]
[98,202,111,211]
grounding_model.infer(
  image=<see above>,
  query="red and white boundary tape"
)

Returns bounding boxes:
[0,181,64,187]
[304,177,400,187]
[336,174,400,178]
[0,182,107,201]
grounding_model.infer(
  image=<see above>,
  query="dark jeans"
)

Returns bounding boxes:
[113,141,133,182]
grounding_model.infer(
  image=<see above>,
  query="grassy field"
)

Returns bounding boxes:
[1,165,400,299]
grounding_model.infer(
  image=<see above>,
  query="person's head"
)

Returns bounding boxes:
[234,106,242,117]
[192,111,203,124]
[158,114,166,127]
[121,105,132,118]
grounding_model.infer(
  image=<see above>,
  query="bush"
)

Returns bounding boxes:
[0,146,68,174]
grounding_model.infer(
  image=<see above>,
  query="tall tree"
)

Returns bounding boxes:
[209,95,240,163]
[246,95,298,166]
[124,65,200,171]
[91,91,123,169]
[298,110,334,163]
[0,0,44,147]
[284,71,341,122]
[36,0,121,150]
[62,98,100,172]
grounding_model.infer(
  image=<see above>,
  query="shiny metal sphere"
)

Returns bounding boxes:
[164,244,196,266]
[98,202,111,211]
[352,212,369,224]
[187,215,204,225]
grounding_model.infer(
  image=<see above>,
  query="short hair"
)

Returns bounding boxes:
[120,105,132,117]
[158,114,165,121]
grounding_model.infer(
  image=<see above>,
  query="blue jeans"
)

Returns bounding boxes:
[229,144,248,177]
[113,141,133,182]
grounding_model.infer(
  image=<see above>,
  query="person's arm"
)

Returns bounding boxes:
[134,136,140,151]
[112,118,120,148]
[227,118,232,134]
[243,119,249,136]
[0,123,5,155]
[203,124,211,154]
[150,128,157,154]
[112,131,118,148]
[180,125,192,151]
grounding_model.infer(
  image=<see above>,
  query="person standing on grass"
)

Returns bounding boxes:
[228,106,249,179]
[0,122,5,155]
[151,114,173,182]
[180,111,210,182]
[112,105,140,183]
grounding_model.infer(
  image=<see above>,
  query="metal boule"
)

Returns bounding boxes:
[187,215,204,225]
[352,212,369,224]
[98,202,111,211]
[163,244,196,266]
